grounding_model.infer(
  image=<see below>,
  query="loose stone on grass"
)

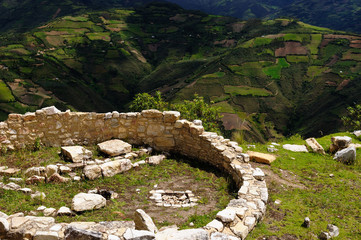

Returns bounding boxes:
[61,146,92,163]
[134,209,158,233]
[97,139,132,157]
[71,193,106,212]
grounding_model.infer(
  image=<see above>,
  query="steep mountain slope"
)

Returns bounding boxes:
[0,3,361,141]
[0,0,153,33]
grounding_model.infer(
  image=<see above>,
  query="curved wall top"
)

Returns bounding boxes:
[0,107,268,239]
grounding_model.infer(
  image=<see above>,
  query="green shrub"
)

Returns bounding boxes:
[342,105,361,130]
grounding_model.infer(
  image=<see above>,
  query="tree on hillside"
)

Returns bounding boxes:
[342,104,361,131]
[129,91,223,133]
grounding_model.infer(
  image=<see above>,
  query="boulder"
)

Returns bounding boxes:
[39,106,61,115]
[64,226,102,240]
[61,146,92,163]
[31,191,46,200]
[43,208,57,217]
[327,224,339,237]
[123,229,155,240]
[230,221,249,239]
[305,138,325,154]
[100,159,132,178]
[334,146,356,164]
[205,219,223,231]
[331,136,352,149]
[47,173,71,183]
[353,130,361,138]
[247,151,276,165]
[282,144,308,152]
[84,165,102,180]
[57,207,74,216]
[26,175,46,185]
[146,155,166,165]
[46,165,58,177]
[0,168,21,176]
[71,193,106,212]
[24,167,46,177]
[97,139,132,157]
[134,209,158,233]
[210,232,239,240]
[2,182,21,190]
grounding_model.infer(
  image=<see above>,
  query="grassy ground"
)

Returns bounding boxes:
[243,132,361,239]
[0,147,236,228]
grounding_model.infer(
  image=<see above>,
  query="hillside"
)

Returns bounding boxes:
[0,3,361,141]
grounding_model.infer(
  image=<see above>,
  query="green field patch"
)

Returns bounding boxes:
[51,20,94,29]
[0,80,15,102]
[19,67,32,74]
[212,101,235,113]
[4,44,24,50]
[86,32,111,42]
[342,50,361,61]
[241,37,273,48]
[201,72,225,79]
[283,33,309,42]
[63,16,89,22]
[229,62,271,78]
[45,36,65,46]
[307,66,329,81]
[307,34,322,55]
[257,48,274,56]
[286,55,309,63]
[9,48,31,55]
[297,22,332,32]
[224,85,272,97]
[263,58,290,79]
[210,95,230,103]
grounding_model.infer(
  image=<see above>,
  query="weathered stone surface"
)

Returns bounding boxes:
[64,226,102,240]
[134,209,158,233]
[39,106,61,115]
[210,232,238,240]
[33,231,59,240]
[47,173,71,183]
[146,155,166,165]
[253,168,265,181]
[163,111,180,123]
[26,175,46,185]
[319,231,331,240]
[165,229,208,240]
[282,144,308,152]
[100,159,132,177]
[59,165,72,174]
[331,136,352,149]
[61,146,92,163]
[84,165,102,180]
[327,224,339,237]
[302,217,310,228]
[123,228,155,240]
[306,138,325,154]
[205,219,224,231]
[3,182,21,190]
[244,216,256,229]
[0,217,9,234]
[353,130,361,138]
[0,168,21,176]
[334,146,356,164]
[43,208,57,217]
[97,139,132,157]
[31,191,46,200]
[230,221,249,239]
[57,207,74,216]
[25,167,46,177]
[10,217,29,229]
[71,193,106,212]
[216,209,236,223]
[0,211,8,219]
[46,165,58,177]
[247,151,276,165]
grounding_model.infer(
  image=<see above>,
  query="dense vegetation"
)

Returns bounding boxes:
[0,2,361,142]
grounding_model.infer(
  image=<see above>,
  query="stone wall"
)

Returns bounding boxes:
[0,107,268,239]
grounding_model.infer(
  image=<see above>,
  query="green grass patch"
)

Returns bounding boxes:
[241,37,273,48]
[212,101,235,113]
[0,80,14,102]
[307,66,329,81]
[229,62,272,78]
[283,34,309,42]
[307,34,322,55]
[201,72,225,79]
[263,58,290,79]
[286,55,309,63]
[86,32,111,42]
[63,16,89,22]
[224,85,272,97]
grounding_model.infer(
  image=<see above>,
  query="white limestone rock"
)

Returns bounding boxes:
[210,232,239,240]
[43,208,57,217]
[0,217,9,235]
[282,144,308,152]
[39,106,61,115]
[146,155,166,165]
[134,209,158,233]
[33,231,59,240]
[97,139,132,157]
[165,229,208,240]
[61,146,92,163]
[100,159,132,177]
[252,168,265,181]
[57,206,74,216]
[334,146,356,164]
[71,193,106,212]
[24,167,46,177]
[45,165,58,177]
[331,136,352,149]
[123,228,155,240]
[83,165,102,180]
[216,209,236,223]
[205,219,224,231]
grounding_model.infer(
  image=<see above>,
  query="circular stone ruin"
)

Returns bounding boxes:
[0,106,268,240]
